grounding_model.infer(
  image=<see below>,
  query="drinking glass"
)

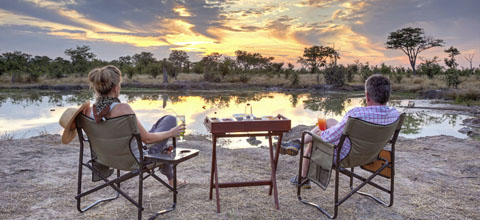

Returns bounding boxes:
[317,114,327,131]
[177,115,186,142]
[245,103,253,119]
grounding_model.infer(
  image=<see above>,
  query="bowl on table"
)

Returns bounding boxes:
[233,114,247,121]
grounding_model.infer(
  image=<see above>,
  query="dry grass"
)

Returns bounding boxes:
[0,131,15,141]
[1,134,479,220]
[2,73,480,94]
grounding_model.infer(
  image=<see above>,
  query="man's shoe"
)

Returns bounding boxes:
[290,175,311,189]
[279,139,301,156]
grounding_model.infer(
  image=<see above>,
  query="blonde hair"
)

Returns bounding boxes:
[88,65,122,95]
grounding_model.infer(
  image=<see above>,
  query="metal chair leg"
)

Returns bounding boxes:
[297,170,338,219]
[297,131,338,219]
[348,162,393,207]
[147,165,177,220]
[76,166,120,213]
[76,143,120,212]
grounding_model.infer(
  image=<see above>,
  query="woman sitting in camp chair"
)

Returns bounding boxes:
[83,65,186,187]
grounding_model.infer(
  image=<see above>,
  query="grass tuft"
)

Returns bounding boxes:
[0,131,15,141]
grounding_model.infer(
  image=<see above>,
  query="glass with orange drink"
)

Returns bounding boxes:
[317,114,327,131]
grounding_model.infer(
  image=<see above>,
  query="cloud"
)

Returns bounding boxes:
[266,15,295,39]
[330,0,370,22]
[0,0,478,68]
[296,0,348,8]
[292,23,384,63]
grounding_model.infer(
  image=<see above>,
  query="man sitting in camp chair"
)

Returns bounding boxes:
[281,74,400,189]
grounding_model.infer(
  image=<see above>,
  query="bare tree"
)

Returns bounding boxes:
[464,53,474,72]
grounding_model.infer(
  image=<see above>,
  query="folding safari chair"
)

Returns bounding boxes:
[297,113,405,219]
[74,113,198,220]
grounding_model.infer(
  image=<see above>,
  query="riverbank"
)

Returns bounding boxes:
[0,131,479,219]
[1,74,480,104]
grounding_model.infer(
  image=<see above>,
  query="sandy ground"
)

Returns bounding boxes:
[0,130,479,220]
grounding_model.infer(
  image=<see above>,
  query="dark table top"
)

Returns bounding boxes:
[145,148,199,164]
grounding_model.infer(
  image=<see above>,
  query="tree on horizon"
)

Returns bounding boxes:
[386,27,444,75]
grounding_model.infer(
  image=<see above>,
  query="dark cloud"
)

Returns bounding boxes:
[0,25,52,34]
[352,0,480,43]
[292,25,342,46]
[180,0,229,39]
[96,31,166,38]
[297,0,348,8]
[0,0,89,29]
[69,0,176,29]
[239,25,262,32]
[56,29,87,34]
[0,0,230,40]
[68,0,229,40]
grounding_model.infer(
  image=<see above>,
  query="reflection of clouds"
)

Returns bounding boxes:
[1,92,471,140]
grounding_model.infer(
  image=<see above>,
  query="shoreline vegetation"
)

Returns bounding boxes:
[1,73,480,106]
[1,27,480,106]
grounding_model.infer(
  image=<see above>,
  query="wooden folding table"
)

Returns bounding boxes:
[204,114,291,213]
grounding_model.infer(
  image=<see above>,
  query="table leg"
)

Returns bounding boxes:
[212,135,221,213]
[209,136,215,200]
[214,155,221,212]
[268,133,279,209]
[269,134,282,195]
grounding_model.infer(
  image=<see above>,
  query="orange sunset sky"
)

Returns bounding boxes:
[0,0,479,68]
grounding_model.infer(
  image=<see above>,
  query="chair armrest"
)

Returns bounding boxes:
[301,131,335,150]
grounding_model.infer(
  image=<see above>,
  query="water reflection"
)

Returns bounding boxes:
[303,94,358,116]
[0,91,472,146]
[400,112,460,137]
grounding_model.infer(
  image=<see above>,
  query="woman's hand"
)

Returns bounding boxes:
[169,123,186,138]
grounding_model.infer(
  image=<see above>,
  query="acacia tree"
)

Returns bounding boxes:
[444,46,460,69]
[444,46,461,88]
[132,52,155,75]
[386,27,444,75]
[298,46,336,73]
[168,50,189,76]
[2,51,32,81]
[235,50,274,72]
[65,45,95,74]
[297,45,337,82]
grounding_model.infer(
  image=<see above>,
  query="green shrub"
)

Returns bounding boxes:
[192,62,204,74]
[444,68,461,88]
[239,74,250,83]
[418,63,442,79]
[390,67,406,83]
[324,65,346,87]
[290,72,299,85]
[379,63,392,75]
[10,71,40,83]
[203,71,221,82]
[145,62,162,78]
[359,63,372,82]
[122,65,135,79]
[345,64,358,82]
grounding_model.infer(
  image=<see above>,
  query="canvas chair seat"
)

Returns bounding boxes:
[297,113,405,219]
[74,113,198,220]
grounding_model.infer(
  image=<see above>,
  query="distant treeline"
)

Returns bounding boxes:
[0,27,478,88]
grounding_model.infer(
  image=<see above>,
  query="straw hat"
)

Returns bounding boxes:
[59,101,90,144]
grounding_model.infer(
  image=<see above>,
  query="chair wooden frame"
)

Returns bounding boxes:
[74,114,194,220]
[296,114,404,219]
